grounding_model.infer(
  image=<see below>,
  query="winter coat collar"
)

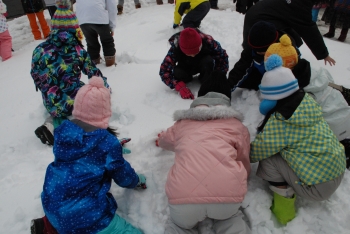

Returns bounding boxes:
[173,106,244,121]
[174,93,243,121]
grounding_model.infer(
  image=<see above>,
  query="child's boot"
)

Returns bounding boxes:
[341,86,350,106]
[105,55,116,67]
[338,28,348,42]
[168,0,174,3]
[34,120,54,146]
[92,56,101,65]
[340,138,350,169]
[156,0,164,5]
[135,3,141,8]
[269,186,296,225]
[30,217,44,234]
[324,26,336,38]
[117,5,123,15]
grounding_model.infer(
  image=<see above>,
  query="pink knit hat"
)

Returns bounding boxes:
[73,77,112,129]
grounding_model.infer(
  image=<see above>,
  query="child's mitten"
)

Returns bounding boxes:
[175,81,194,99]
[136,174,147,189]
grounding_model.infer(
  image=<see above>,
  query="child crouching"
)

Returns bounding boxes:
[157,71,252,234]
[31,77,146,234]
[250,55,346,225]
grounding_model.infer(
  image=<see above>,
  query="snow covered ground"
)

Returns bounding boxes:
[1,0,350,233]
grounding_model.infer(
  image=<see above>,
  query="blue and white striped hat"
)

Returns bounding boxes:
[259,54,299,100]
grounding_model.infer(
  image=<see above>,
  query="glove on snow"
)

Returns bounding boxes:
[175,81,194,99]
[136,174,147,189]
[119,138,131,154]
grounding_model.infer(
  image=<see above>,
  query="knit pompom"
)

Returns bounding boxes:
[279,34,292,46]
[265,54,283,71]
[88,76,105,88]
[55,0,71,9]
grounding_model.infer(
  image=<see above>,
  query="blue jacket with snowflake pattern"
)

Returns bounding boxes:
[41,120,139,234]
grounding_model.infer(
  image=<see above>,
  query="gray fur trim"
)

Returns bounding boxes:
[173,106,244,121]
[191,92,231,108]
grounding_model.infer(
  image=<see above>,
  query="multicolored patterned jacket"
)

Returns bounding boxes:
[250,93,346,185]
[159,30,229,89]
[31,29,108,118]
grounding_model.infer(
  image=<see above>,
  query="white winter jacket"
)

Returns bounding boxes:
[75,0,117,31]
[304,67,350,141]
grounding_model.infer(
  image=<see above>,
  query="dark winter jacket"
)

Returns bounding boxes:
[42,120,139,234]
[20,0,46,13]
[228,31,310,91]
[235,0,259,14]
[159,30,229,89]
[243,0,329,60]
[30,29,108,118]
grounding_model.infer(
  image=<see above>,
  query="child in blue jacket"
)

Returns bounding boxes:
[31,77,146,234]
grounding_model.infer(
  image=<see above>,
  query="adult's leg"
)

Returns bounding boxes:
[36,11,51,38]
[80,24,101,60]
[208,203,251,234]
[0,30,12,61]
[91,24,116,57]
[174,66,193,83]
[256,153,344,201]
[47,6,57,18]
[182,2,211,28]
[26,13,42,40]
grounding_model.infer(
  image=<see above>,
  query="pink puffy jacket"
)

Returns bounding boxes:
[158,99,251,205]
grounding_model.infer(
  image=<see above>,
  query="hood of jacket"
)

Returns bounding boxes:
[174,92,243,122]
[46,29,82,48]
[53,120,110,162]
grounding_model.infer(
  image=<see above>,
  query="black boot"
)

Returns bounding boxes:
[34,125,54,146]
[324,26,335,38]
[338,28,348,42]
[341,86,350,106]
[340,139,350,169]
[30,218,44,234]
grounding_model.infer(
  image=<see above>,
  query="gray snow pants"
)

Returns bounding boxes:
[165,203,251,234]
[257,153,344,201]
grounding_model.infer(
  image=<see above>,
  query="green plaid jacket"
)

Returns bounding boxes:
[251,94,346,185]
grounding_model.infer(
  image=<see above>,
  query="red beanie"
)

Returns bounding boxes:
[179,28,202,55]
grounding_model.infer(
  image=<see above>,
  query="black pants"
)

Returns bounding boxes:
[80,24,116,60]
[174,55,214,83]
[182,1,211,28]
[47,6,57,18]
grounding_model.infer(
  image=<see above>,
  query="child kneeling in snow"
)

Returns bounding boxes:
[250,55,346,225]
[31,77,146,234]
[156,71,252,233]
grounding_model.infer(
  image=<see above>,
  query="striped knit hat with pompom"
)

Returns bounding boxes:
[51,0,83,41]
[258,54,299,115]
[260,54,299,100]
[73,76,112,129]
